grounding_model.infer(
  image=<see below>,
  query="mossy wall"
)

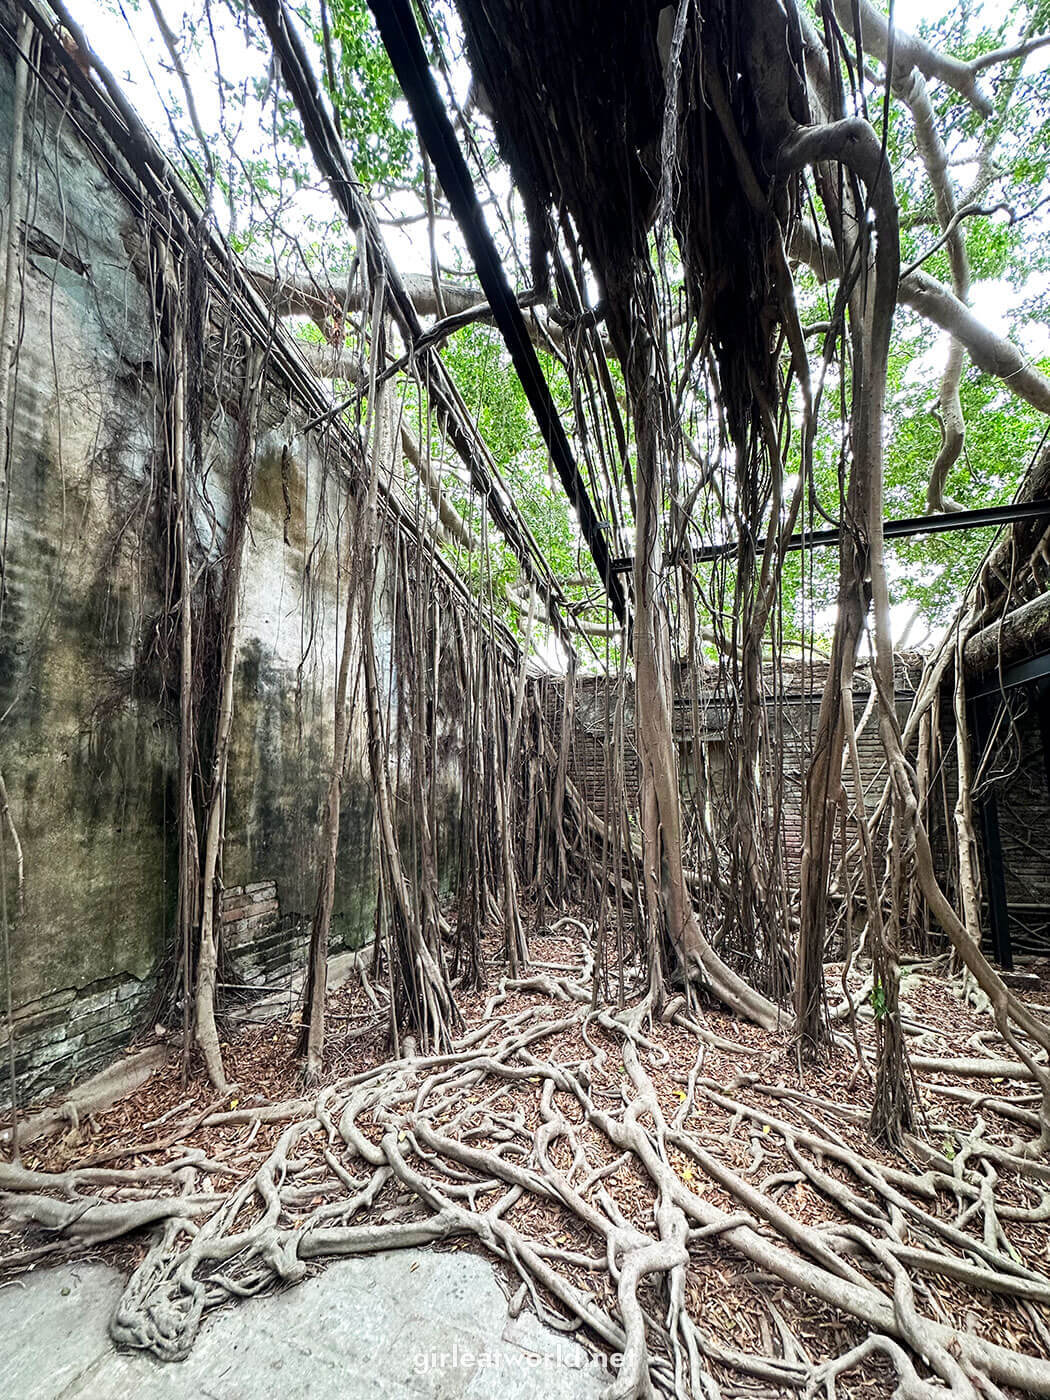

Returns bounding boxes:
[0,33,436,1104]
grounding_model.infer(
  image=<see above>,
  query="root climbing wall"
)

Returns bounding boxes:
[0,18,463,1105]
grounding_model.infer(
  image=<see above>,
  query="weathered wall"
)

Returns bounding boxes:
[560,658,919,892]
[0,31,454,1104]
[910,683,1050,959]
[0,35,173,1097]
[562,660,1050,963]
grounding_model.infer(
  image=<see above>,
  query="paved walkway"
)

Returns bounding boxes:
[1,1250,608,1398]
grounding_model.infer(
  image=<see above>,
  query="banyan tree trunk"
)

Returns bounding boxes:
[795,532,867,1052]
[609,270,780,1029]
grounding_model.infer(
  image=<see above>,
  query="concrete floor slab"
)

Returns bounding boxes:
[0,1251,608,1399]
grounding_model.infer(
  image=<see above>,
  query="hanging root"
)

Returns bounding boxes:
[7,938,1050,1398]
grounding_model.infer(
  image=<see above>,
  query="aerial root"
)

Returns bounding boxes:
[5,956,1050,1397]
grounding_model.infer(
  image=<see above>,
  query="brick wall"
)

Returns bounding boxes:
[219,881,310,994]
[1,878,310,1108]
[993,700,1050,951]
[1,974,154,1106]
[551,659,919,900]
[557,661,1050,962]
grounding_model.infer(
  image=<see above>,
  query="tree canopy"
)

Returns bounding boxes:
[98,0,1050,659]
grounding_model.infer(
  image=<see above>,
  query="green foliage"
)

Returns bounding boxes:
[773,0,1050,644]
[310,0,415,189]
[870,979,888,1020]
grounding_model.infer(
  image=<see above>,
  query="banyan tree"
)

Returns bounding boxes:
[4,0,1050,1396]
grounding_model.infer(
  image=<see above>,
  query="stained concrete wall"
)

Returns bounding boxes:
[0,34,172,1096]
[0,30,450,1103]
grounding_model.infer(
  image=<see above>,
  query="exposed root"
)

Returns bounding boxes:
[6,940,1050,1398]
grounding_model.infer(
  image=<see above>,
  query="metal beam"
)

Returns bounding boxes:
[971,649,1050,698]
[366,0,626,623]
[610,498,1050,573]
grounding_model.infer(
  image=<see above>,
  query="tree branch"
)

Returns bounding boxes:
[249,264,491,323]
[971,32,1050,73]
[789,226,1050,416]
[899,269,1050,416]
[832,0,994,115]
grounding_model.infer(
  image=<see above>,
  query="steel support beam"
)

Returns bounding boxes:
[610,498,1050,573]
[366,0,626,622]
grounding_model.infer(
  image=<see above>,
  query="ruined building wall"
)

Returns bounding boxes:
[928,690,1050,957]
[563,660,1050,961]
[0,34,468,1103]
[989,698,1050,951]
[561,660,919,891]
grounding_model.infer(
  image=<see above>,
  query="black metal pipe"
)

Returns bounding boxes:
[610,498,1050,573]
[366,0,626,622]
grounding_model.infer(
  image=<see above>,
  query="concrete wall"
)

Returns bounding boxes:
[0,31,457,1104]
[0,35,171,1097]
